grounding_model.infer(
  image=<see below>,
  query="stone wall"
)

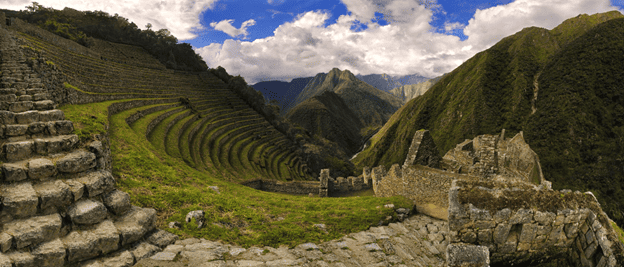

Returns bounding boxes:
[241,179,320,195]
[403,129,441,168]
[447,178,624,266]
[373,163,467,220]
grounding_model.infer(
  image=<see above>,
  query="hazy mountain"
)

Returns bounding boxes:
[353,11,624,224]
[251,77,313,112]
[389,76,443,103]
[355,73,429,92]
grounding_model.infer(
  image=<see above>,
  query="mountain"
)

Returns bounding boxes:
[287,68,402,131]
[251,77,314,112]
[286,90,364,155]
[355,73,430,92]
[389,76,443,103]
[353,11,624,224]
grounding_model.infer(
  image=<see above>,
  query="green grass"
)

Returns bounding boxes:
[60,100,413,248]
[611,221,624,245]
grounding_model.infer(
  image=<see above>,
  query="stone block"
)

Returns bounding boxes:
[9,101,33,113]
[33,180,72,211]
[470,206,492,221]
[32,238,66,267]
[494,224,512,244]
[498,241,517,254]
[2,161,28,182]
[28,158,56,180]
[115,207,157,246]
[33,100,55,110]
[509,209,533,224]
[1,182,38,218]
[494,208,511,223]
[477,229,493,243]
[0,252,10,267]
[3,141,33,161]
[0,110,15,124]
[145,229,179,248]
[446,243,489,267]
[4,124,27,136]
[56,150,96,173]
[0,94,16,102]
[65,179,85,201]
[99,250,135,267]
[519,223,537,244]
[565,223,580,239]
[28,122,46,134]
[461,231,477,243]
[38,110,64,122]
[62,231,99,262]
[91,220,120,255]
[69,199,108,225]
[131,242,161,261]
[0,233,13,252]
[77,170,115,197]
[7,251,35,267]
[547,225,565,245]
[44,135,79,154]
[102,189,132,215]
[3,214,62,249]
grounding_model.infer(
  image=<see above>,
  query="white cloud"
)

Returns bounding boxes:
[464,0,618,51]
[210,19,257,39]
[1,0,219,40]
[444,21,465,33]
[198,0,622,84]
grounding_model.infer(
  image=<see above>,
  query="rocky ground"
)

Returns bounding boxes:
[134,214,448,267]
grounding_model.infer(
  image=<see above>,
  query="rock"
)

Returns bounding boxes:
[145,229,179,248]
[384,204,395,209]
[32,238,66,267]
[33,180,72,211]
[102,189,131,215]
[56,150,96,173]
[28,158,56,180]
[446,243,489,267]
[185,210,206,229]
[208,186,220,194]
[99,250,135,267]
[0,233,12,252]
[168,221,182,229]
[77,170,115,197]
[1,182,39,218]
[2,162,28,182]
[395,208,410,214]
[130,242,161,261]
[3,141,33,161]
[69,199,108,225]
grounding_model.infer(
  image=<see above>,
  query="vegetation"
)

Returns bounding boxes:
[353,12,624,225]
[60,100,413,248]
[16,2,207,71]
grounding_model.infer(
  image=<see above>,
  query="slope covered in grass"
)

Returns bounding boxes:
[353,11,624,224]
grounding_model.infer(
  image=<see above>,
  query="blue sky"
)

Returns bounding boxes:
[3,0,624,83]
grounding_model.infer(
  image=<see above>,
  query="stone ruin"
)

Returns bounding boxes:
[0,23,177,266]
[367,129,624,266]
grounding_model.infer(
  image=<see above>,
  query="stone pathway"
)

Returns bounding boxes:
[135,214,448,267]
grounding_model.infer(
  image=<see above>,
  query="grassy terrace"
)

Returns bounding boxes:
[61,99,412,247]
[19,28,414,248]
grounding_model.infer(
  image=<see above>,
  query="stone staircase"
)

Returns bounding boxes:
[1,26,176,267]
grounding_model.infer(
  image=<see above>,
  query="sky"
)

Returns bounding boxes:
[2,0,624,84]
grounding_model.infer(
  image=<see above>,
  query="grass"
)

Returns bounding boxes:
[612,221,624,245]
[60,100,413,248]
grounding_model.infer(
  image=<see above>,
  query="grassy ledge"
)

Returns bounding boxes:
[60,101,413,248]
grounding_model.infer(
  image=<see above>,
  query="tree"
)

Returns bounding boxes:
[145,23,152,30]
[25,2,43,13]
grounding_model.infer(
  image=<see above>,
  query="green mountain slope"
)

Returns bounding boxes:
[353,11,624,223]
[287,91,364,155]
[287,68,403,130]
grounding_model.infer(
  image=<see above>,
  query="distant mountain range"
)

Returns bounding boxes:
[389,76,443,103]
[353,11,624,226]
[251,77,313,112]
[355,73,430,92]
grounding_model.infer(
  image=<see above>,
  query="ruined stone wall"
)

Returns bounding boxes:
[373,163,467,220]
[240,179,320,195]
[447,178,624,266]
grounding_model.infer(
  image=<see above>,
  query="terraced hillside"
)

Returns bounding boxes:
[16,26,310,183]
[0,16,414,265]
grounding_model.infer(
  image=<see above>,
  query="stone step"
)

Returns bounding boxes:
[0,88,16,95]
[0,170,115,221]
[1,134,79,162]
[1,120,73,138]
[1,213,62,250]
[114,206,158,247]
[0,109,65,124]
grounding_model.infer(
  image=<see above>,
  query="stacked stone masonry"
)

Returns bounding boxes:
[0,25,177,266]
[447,179,624,266]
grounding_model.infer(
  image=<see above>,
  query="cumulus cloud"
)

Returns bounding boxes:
[1,0,218,40]
[198,0,621,84]
[210,19,257,39]
[464,0,618,51]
